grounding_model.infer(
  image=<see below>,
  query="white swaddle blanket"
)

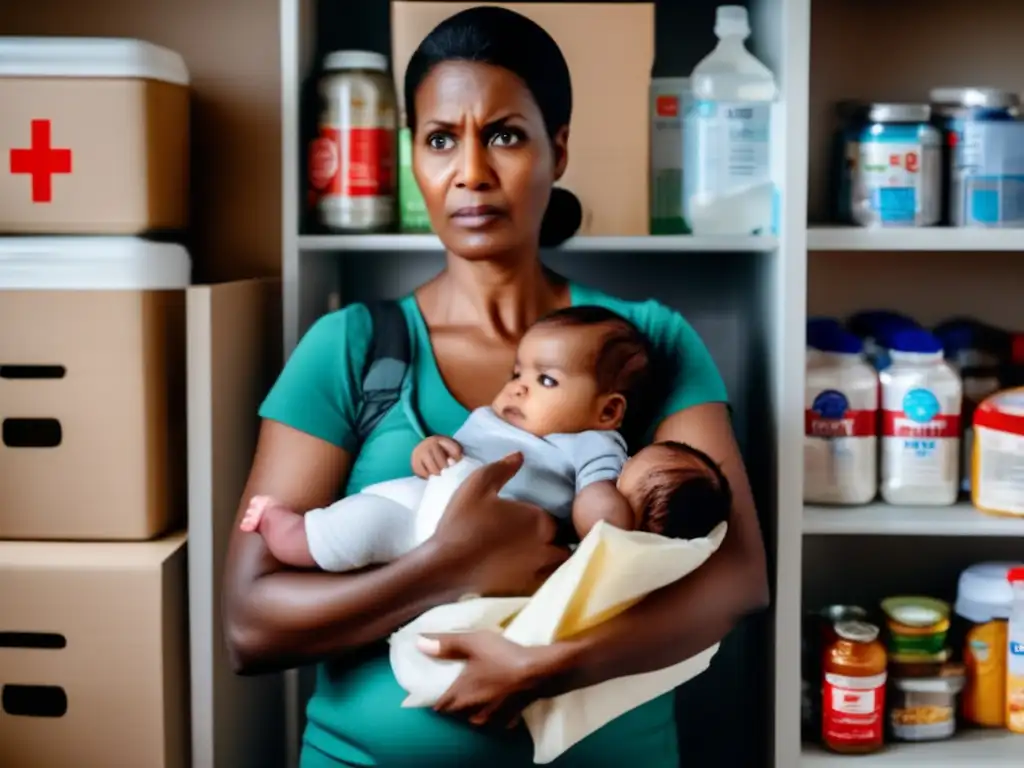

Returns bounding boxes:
[389,519,727,764]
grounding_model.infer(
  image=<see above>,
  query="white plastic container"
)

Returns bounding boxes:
[650,77,690,234]
[804,327,879,505]
[0,237,190,540]
[682,5,777,236]
[0,37,190,234]
[972,387,1024,518]
[880,329,963,506]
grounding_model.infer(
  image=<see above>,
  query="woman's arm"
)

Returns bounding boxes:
[537,402,769,694]
[222,420,467,675]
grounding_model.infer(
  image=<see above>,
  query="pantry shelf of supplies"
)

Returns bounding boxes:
[807,226,1024,252]
[801,729,1023,767]
[803,502,1024,537]
[297,234,779,253]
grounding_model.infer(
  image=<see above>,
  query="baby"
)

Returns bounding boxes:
[241,306,732,572]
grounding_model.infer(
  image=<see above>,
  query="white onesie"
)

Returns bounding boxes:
[304,406,627,572]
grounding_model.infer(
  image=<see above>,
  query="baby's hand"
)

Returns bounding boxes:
[412,435,464,478]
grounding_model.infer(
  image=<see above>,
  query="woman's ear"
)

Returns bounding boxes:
[552,125,569,181]
[599,393,626,429]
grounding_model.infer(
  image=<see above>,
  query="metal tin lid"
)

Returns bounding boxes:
[866,103,931,123]
[929,87,1020,110]
[834,620,879,643]
[323,50,388,73]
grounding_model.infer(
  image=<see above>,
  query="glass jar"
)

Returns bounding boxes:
[822,620,888,754]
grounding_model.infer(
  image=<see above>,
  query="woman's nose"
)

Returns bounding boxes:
[454,138,496,190]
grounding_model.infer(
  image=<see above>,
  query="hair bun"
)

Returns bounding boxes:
[539,187,582,248]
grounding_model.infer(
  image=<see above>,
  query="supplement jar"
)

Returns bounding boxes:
[309,50,397,232]
[846,104,941,228]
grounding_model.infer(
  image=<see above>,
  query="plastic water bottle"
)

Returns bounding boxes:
[683,5,777,235]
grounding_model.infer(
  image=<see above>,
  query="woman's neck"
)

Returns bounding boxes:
[429,253,567,341]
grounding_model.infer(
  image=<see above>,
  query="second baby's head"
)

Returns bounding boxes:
[492,305,651,436]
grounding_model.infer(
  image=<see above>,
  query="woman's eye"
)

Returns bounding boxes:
[427,133,455,151]
[489,129,522,147]
[538,374,557,388]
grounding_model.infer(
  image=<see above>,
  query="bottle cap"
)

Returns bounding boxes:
[323,50,388,73]
[715,5,750,37]
[887,328,944,355]
[834,620,880,643]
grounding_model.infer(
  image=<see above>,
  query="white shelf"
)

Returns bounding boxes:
[298,233,778,253]
[803,502,1024,537]
[801,730,1024,766]
[807,226,1024,252]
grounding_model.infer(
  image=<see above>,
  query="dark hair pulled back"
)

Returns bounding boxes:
[403,6,582,247]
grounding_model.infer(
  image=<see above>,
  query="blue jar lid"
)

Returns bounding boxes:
[887,328,944,354]
[848,310,919,338]
[814,326,864,355]
[807,317,844,349]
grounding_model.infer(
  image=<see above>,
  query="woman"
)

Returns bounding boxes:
[224,7,768,767]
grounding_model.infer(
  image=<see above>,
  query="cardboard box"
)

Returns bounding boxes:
[0,37,190,235]
[0,237,190,540]
[391,2,654,237]
[0,533,189,768]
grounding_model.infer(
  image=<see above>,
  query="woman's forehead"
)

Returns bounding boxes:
[415,60,541,123]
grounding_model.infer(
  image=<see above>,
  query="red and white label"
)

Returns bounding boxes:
[656,95,679,118]
[308,126,395,198]
[822,672,886,747]
[881,411,960,438]
[805,409,876,438]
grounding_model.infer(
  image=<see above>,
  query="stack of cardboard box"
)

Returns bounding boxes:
[0,37,192,768]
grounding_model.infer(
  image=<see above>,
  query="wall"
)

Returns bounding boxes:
[2,0,282,283]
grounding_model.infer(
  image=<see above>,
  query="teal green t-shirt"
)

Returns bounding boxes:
[259,282,728,768]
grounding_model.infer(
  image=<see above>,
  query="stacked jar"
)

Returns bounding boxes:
[0,37,191,768]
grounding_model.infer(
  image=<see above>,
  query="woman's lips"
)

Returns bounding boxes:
[450,205,506,229]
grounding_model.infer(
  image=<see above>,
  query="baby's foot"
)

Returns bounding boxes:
[240,495,277,532]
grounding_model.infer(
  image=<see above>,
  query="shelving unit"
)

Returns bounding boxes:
[808,226,1024,252]
[298,233,779,253]
[801,729,1021,767]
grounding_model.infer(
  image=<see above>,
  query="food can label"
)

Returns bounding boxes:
[822,672,886,746]
[309,126,395,199]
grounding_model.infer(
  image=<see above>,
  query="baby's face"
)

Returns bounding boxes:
[491,324,623,436]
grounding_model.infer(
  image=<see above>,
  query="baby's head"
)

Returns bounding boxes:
[618,441,732,539]
[492,306,651,436]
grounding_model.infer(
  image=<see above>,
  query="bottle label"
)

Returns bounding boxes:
[975,426,1024,515]
[309,126,396,199]
[823,671,886,746]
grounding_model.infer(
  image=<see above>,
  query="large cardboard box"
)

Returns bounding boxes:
[0,237,190,540]
[0,37,190,235]
[0,533,189,768]
[391,2,654,237]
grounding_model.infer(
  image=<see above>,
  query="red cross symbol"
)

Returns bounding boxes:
[9,119,73,203]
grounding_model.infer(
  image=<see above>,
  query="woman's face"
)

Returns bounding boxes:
[412,60,568,260]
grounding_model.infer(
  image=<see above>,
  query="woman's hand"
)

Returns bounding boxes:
[429,452,569,597]
[416,631,559,727]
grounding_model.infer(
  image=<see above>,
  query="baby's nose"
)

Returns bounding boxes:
[512,382,527,396]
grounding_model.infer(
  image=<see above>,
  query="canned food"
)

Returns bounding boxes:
[309,50,397,232]
[842,103,941,228]
[930,87,1020,226]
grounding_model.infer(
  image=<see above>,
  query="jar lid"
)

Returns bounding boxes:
[929,86,1020,109]
[955,562,1023,622]
[866,103,931,123]
[323,50,388,73]
[882,596,950,627]
[834,620,879,643]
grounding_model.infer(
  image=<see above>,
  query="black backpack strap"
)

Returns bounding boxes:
[355,300,411,444]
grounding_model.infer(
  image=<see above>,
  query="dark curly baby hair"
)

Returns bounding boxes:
[535,305,652,406]
[638,442,733,540]
[403,6,582,247]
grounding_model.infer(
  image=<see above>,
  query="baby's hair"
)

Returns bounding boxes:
[637,441,732,540]
[534,305,651,402]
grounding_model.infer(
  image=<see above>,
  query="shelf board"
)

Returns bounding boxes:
[803,501,1024,537]
[298,233,778,253]
[801,730,1023,766]
[808,226,1024,252]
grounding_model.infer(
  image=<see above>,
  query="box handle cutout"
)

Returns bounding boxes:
[0,632,66,650]
[2,418,62,448]
[2,685,67,718]
[0,365,66,380]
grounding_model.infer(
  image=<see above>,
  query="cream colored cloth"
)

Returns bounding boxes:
[389,520,727,764]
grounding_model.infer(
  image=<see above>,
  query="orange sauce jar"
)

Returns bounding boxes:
[822,620,888,754]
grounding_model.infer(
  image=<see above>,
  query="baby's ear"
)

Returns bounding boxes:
[599,393,627,428]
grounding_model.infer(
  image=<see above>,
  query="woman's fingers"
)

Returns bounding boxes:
[456,452,524,500]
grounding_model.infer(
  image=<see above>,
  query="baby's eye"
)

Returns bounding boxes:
[510,370,521,380]
[489,129,523,147]
[538,374,558,388]
[427,132,455,151]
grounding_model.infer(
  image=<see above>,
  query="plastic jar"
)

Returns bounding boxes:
[804,326,879,505]
[954,562,1022,727]
[844,103,942,228]
[879,329,963,506]
[822,621,888,754]
[309,50,397,232]
[972,388,1024,518]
